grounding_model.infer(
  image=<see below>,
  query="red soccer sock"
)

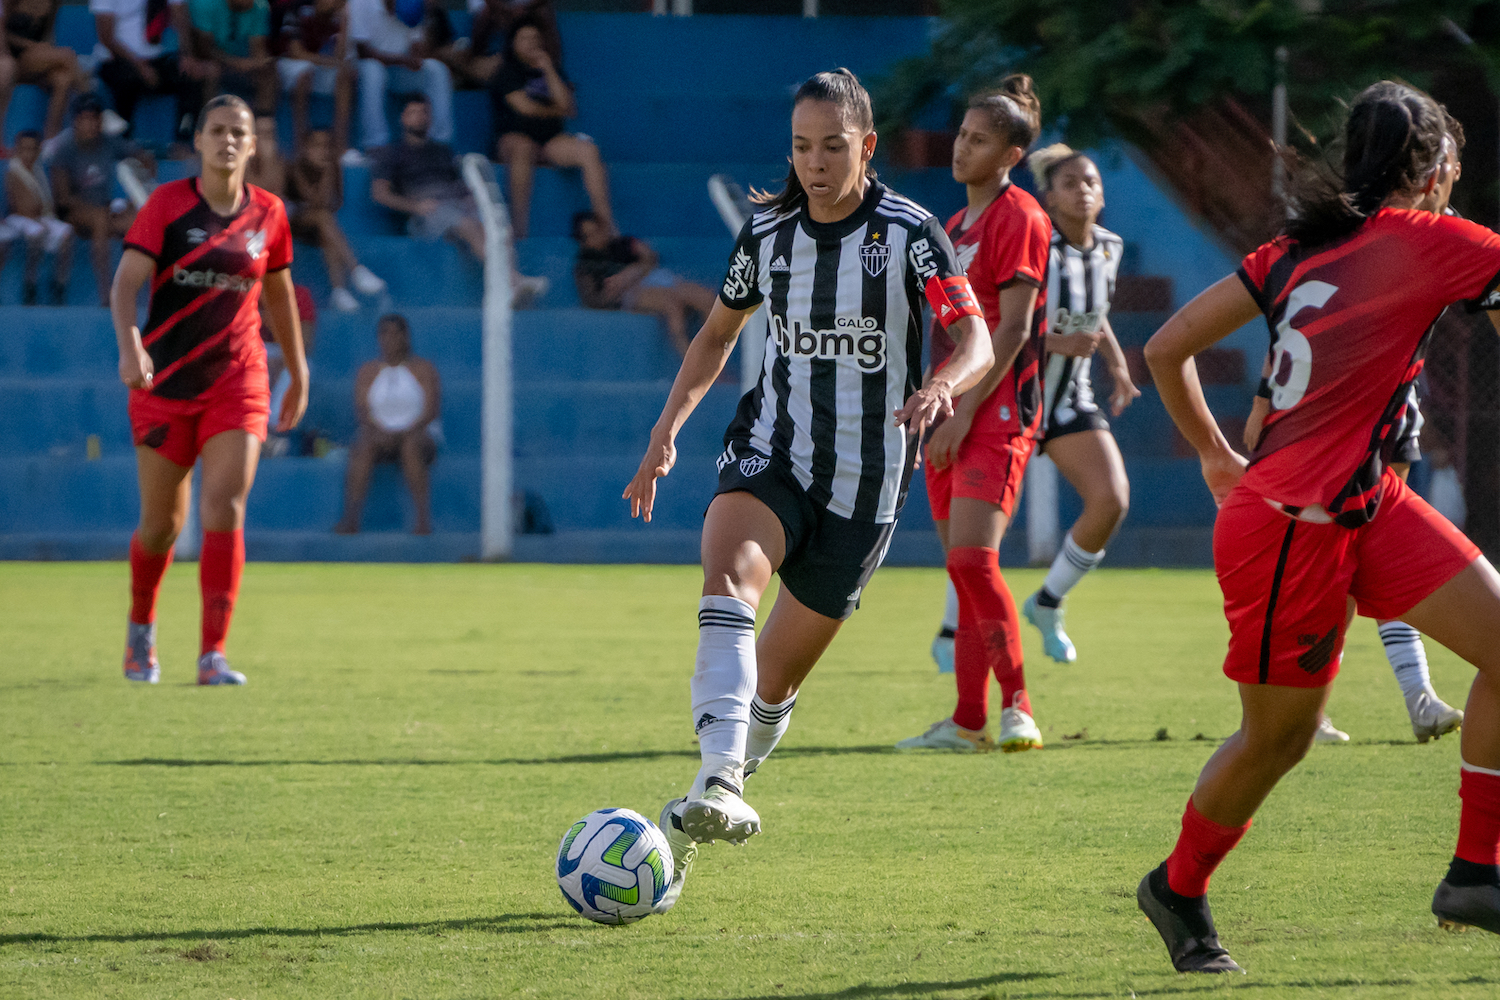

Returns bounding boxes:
[1165,797,1252,897]
[199,529,244,656]
[1456,766,1500,866]
[129,532,174,625]
[948,546,1028,729]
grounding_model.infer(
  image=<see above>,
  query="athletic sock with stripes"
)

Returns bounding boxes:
[744,693,797,777]
[129,532,174,625]
[1378,620,1433,701]
[199,529,244,655]
[689,596,757,799]
[948,546,1028,728]
[1452,764,1500,886]
[939,579,958,638]
[1165,797,1252,898]
[1036,532,1104,608]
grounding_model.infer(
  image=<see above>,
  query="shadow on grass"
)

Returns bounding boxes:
[722,972,1056,1000]
[0,912,577,946]
[97,745,903,768]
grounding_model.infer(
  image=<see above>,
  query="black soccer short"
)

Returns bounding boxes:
[1041,403,1109,447]
[712,442,896,621]
[1386,384,1423,465]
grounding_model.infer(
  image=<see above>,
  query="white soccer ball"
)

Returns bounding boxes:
[555,807,674,925]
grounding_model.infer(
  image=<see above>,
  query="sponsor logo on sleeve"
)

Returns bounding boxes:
[909,237,938,280]
[722,246,757,301]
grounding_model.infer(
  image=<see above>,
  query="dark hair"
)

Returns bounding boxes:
[570,210,601,240]
[967,74,1042,150]
[378,313,411,338]
[1288,81,1463,246]
[505,17,546,60]
[754,68,876,214]
[195,93,253,134]
[71,92,105,119]
[14,128,40,144]
[400,92,431,113]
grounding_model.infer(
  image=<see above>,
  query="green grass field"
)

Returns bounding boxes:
[3,561,1498,999]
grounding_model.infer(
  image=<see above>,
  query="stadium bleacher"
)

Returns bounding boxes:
[0,10,1252,565]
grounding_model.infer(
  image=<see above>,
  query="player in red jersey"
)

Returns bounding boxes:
[896,75,1052,754]
[112,94,307,687]
[1136,82,1500,972]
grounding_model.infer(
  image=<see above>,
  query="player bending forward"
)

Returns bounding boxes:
[115,95,307,686]
[1138,81,1500,972]
[623,69,993,912]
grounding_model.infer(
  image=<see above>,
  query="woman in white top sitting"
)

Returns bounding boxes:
[334,313,442,535]
[2,128,73,304]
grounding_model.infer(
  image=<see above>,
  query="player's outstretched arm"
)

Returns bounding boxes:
[1145,275,1262,504]
[624,299,755,522]
[262,269,309,432]
[111,248,156,391]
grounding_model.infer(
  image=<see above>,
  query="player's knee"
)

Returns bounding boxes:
[137,514,181,552]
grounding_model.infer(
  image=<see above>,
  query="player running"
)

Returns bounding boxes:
[1015,143,1139,663]
[623,68,994,911]
[1137,81,1500,972]
[114,95,307,687]
[893,76,1052,754]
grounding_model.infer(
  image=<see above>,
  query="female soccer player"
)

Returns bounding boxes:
[1137,81,1500,972]
[894,76,1053,754]
[1015,144,1139,662]
[114,94,306,687]
[623,68,994,911]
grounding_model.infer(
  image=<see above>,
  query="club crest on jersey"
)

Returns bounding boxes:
[739,453,769,478]
[244,229,267,260]
[186,227,207,245]
[956,243,980,271]
[859,234,890,277]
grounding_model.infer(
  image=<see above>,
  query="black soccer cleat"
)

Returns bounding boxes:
[1434,876,1500,935]
[1137,863,1244,973]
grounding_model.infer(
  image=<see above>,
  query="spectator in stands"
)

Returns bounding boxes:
[370,94,546,301]
[50,94,145,305]
[91,0,209,147]
[349,0,452,152]
[335,312,441,536]
[5,0,92,138]
[189,0,277,114]
[245,113,286,193]
[275,0,353,153]
[469,0,557,74]
[3,129,73,304]
[287,126,388,311]
[571,211,715,357]
[491,18,611,240]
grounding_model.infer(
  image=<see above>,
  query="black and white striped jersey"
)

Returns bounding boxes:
[717,181,964,523]
[1042,225,1124,429]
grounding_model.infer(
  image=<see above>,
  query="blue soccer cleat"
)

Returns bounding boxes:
[931,629,955,673]
[1023,592,1077,663]
[123,621,159,683]
[197,651,247,686]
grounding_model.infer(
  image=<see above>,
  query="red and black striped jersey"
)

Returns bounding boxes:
[931,183,1052,438]
[125,178,293,401]
[1238,207,1500,524]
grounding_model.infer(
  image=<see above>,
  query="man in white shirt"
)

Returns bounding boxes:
[348,0,452,150]
[90,0,213,142]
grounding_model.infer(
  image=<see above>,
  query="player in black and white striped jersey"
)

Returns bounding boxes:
[623,69,994,912]
[1017,145,1140,663]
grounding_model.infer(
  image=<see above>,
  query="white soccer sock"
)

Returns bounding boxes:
[745,693,797,777]
[940,579,959,634]
[1379,621,1433,701]
[1040,532,1104,604]
[689,596,757,799]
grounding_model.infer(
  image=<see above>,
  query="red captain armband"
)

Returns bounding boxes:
[925,275,983,327]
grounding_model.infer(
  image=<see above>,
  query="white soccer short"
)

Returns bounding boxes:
[4,215,72,253]
[278,59,342,96]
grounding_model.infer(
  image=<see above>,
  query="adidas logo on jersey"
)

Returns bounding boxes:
[173,265,255,293]
[769,255,790,273]
[771,315,887,372]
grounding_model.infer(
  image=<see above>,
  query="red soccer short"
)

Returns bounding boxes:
[925,420,1035,522]
[1215,468,1479,688]
[128,364,271,468]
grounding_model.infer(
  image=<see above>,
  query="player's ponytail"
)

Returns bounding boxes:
[756,68,877,214]
[1288,81,1460,246]
[969,73,1042,152]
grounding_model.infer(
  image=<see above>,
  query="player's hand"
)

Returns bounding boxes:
[894,381,953,438]
[1243,395,1270,452]
[118,343,154,390]
[924,412,969,471]
[276,371,309,433]
[1046,331,1103,358]
[624,432,676,522]
[1200,445,1247,506]
[1109,369,1141,416]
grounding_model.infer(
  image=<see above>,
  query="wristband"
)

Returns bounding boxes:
[925,275,983,327]
[1256,377,1272,400]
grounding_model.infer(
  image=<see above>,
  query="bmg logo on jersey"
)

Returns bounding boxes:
[771,315,887,371]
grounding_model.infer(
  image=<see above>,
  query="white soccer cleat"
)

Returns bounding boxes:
[930,631,955,673]
[1408,691,1463,743]
[653,798,696,914]
[1022,592,1077,663]
[679,784,760,845]
[1314,715,1349,743]
[895,716,995,752]
[351,264,387,296]
[997,707,1044,753]
[330,287,360,313]
[197,651,247,686]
